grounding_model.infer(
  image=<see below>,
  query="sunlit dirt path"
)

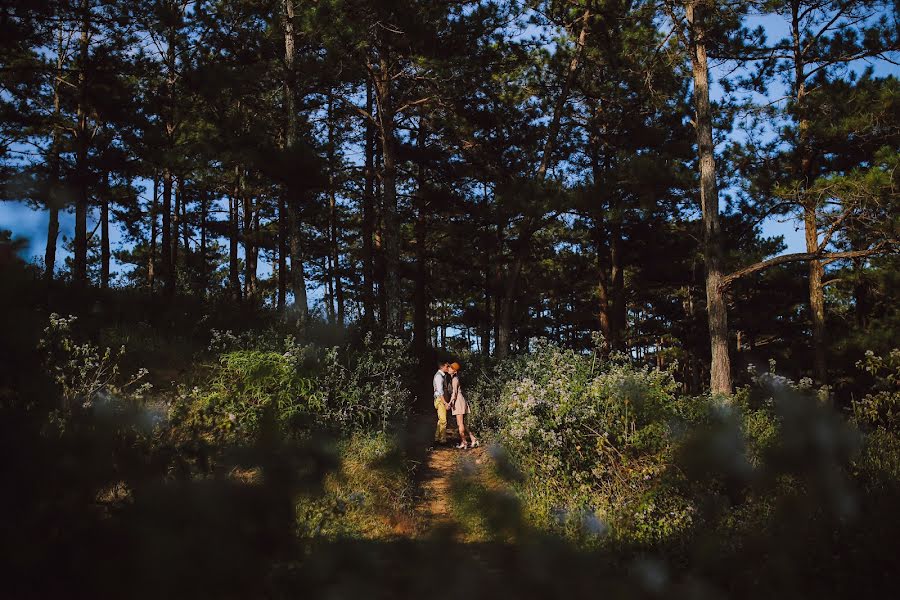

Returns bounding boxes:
[406,410,494,541]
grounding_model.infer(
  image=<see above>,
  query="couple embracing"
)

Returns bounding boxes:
[432,361,479,450]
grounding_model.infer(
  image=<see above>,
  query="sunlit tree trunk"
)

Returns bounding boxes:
[687,0,732,394]
[790,1,826,384]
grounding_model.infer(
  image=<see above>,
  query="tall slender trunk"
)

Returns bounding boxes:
[181,178,189,259]
[46,206,60,282]
[806,206,826,382]
[148,175,158,290]
[229,168,241,301]
[481,182,492,355]
[45,30,65,282]
[327,92,344,324]
[791,1,826,384]
[243,188,258,302]
[73,0,90,285]
[278,193,287,310]
[374,51,401,332]
[161,168,173,294]
[172,175,181,284]
[282,0,307,319]
[413,119,429,355]
[162,14,178,296]
[374,126,387,324]
[199,193,207,296]
[100,177,110,289]
[609,211,625,350]
[362,80,376,325]
[687,0,732,395]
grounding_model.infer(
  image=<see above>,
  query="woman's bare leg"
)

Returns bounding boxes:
[466,415,478,445]
[455,413,467,447]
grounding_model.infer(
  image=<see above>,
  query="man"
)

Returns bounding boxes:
[432,361,452,446]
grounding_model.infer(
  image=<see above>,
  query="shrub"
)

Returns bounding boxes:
[174,332,412,442]
[38,313,151,410]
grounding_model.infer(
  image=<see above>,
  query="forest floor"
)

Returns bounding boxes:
[406,409,500,542]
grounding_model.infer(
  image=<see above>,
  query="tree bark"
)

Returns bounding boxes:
[362,79,376,326]
[161,168,173,294]
[100,178,110,289]
[45,32,65,282]
[687,1,732,395]
[244,192,258,302]
[374,50,402,332]
[326,92,344,324]
[413,119,429,355]
[148,175,158,290]
[229,171,241,302]
[790,1,826,384]
[282,0,308,320]
[73,0,90,286]
[806,205,827,383]
[199,192,207,296]
[374,116,387,325]
[278,193,287,310]
[172,175,181,284]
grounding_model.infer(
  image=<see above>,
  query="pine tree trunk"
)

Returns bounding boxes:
[806,204,827,383]
[229,171,241,301]
[45,36,64,282]
[101,183,110,289]
[181,178,189,261]
[413,120,429,355]
[481,182,492,355]
[374,128,387,324]
[362,80,376,325]
[199,194,207,296]
[791,3,827,384]
[278,193,287,310]
[282,0,307,320]
[46,206,60,281]
[609,205,625,350]
[73,0,90,286]
[161,168,173,294]
[375,52,402,332]
[326,92,344,324]
[148,175,158,291]
[243,189,258,302]
[687,1,732,395]
[172,175,181,286]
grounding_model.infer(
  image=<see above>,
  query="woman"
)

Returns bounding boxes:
[448,362,479,449]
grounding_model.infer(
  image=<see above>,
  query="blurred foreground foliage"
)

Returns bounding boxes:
[2,260,900,597]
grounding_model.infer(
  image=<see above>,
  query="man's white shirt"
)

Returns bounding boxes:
[433,370,445,399]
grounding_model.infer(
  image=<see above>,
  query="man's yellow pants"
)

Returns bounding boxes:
[434,397,447,443]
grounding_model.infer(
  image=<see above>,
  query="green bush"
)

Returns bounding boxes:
[173,332,412,442]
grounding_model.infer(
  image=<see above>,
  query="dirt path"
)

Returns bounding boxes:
[409,414,493,540]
